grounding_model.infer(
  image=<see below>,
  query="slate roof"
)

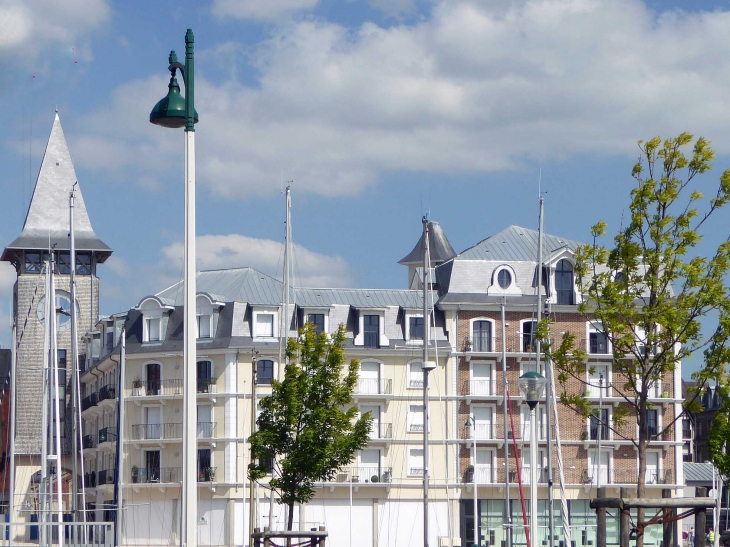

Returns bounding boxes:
[155,267,432,309]
[456,225,583,262]
[399,221,457,265]
[2,113,111,263]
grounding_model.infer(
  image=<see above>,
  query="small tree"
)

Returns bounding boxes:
[248,323,372,532]
[544,133,730,547]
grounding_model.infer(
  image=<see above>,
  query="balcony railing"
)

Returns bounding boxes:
[493,466,555,485]
[97,469,115,485]
[84,471,96,487]
[134,467,181,484]
[408,423,424,433]
[614,469,674,485]
[409,379,424,388]
[197,422,216,438]
[81,393,98,411]
[98,384,116,402]
[356,379,393,395]
[197,467,217,482]
[131,422,183,440]
[133,379,184,396]
[82,434,95,449]
[196,377,216,393]
[470,424,493,440]
[466,380,498,397]
[369,423,392,439]
[324,467,392,483]
[98,427,117,444]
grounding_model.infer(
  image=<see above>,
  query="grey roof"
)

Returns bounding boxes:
[456,225,583,262]
[155,267,431,309]
[684,462,714,484]
[399,221,457,265]
[2,113,111,263]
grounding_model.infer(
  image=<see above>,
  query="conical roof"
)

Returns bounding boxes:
[398,221,457,265]
[2,113,111,263]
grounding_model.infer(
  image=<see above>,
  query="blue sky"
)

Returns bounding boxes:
[0,0,729,379]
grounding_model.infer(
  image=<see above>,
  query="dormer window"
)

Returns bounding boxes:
[301,308,329,336]
[354,309,389,348]
[145,317,161,342]
[489,265,521,295]
[498,269,512,289]
[138,297,173,344]
[404,309,427,343]
[307,314,325,336]
[555,259,575,305]
[252,307,279,339]
[196,294,224,340]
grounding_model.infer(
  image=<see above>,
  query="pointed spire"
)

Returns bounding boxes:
[398,221,456,266]
[2,113,111,263]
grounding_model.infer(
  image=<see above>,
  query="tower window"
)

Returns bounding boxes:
[25,252,47,274]
[76,254,92,275]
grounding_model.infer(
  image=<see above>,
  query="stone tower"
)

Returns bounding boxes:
[1,113,112,455]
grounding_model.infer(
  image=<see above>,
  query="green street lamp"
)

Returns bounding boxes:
[517,371,547,547]
[149,28,199,547]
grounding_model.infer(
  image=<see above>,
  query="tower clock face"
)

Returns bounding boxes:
[37,290,79,332]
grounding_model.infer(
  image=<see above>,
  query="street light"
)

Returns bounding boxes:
[705,461,721,547]
[465,415,478,547]
[150,28,199,547]
[518,371,547,547]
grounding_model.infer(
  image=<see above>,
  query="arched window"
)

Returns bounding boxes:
[555,260,574,305]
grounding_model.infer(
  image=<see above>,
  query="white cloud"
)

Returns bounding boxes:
[0,0,110,59]
[160,234,354,288]
[72,0,730,198]
[211,0,320,21]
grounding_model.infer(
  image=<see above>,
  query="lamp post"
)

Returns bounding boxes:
[465,415,479,547]
[706,461,721,547]
[518,372,547,547]
[150,28,199,547]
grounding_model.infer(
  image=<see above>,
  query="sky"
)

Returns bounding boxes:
[1,0,729,379]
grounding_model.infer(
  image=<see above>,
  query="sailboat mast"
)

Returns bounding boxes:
[421,217,434,547]
[114,324,126,547]
[40,259,51,547]
[49,258,64,547]
[9,320,17,547]
[69,186,87,527]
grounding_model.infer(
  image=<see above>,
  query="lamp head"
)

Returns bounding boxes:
[149,74,199,128]
[517,371,547,409]
[465,417,473,428]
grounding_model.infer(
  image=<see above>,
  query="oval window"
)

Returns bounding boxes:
[498,269,512,289]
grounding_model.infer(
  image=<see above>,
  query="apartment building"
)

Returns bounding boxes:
[76,223,684,547]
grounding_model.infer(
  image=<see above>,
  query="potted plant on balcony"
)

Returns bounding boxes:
[465,464,474,483]
[580,430,589,441]
[205,467,216,482]
[131,465,139,484]
[371,474,380,483]
[463,337,472,352]
[132,377,144,396]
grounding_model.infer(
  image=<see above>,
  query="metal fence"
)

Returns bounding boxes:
[0,521,114,547]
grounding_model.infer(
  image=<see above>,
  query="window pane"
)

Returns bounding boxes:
[409,317,424,340]
[256,360,274,385]
[473,321,491,352]
[256,314,274,337]
[76,254,91,275]
[498,269,512,289]
[556,260,574,305]
[197,315,211,338]
[364,315,379,348]
[523,321,537,352]
[25,252,42,274]
[57,252,71,275]
[307,314,325,335]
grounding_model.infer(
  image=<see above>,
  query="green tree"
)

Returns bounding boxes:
[543,133,730,547]
[248,323,372,532]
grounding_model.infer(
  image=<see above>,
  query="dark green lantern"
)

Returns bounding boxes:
[149,44,199,129]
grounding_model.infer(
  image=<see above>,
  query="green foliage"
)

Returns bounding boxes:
[539,134,730,544]
[247,323,372,530]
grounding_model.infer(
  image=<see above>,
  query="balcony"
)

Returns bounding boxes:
[81,393,98,412]
[613,469,674,485]
[98,384,117,402]
[132,379,183,397]
[492,466,555,485]
[369,423,393,440]
[98,427,117,445]
[355,379,392,397]
[196,377,217,394]
[84,471,96,488]
[133,467,181,484]
[324,467,392,484]
[197,422,216,439]
[465,380,498,398]
[197,467,217,482]
[97,469,115,486]
[82,434,95,449]
[131,422,182,441]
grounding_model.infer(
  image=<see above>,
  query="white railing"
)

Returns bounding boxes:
[0,521,114,547]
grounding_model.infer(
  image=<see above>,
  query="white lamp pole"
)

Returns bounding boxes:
[466,415,478,545]
[518,372,547,547]
[150,29,199,547]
